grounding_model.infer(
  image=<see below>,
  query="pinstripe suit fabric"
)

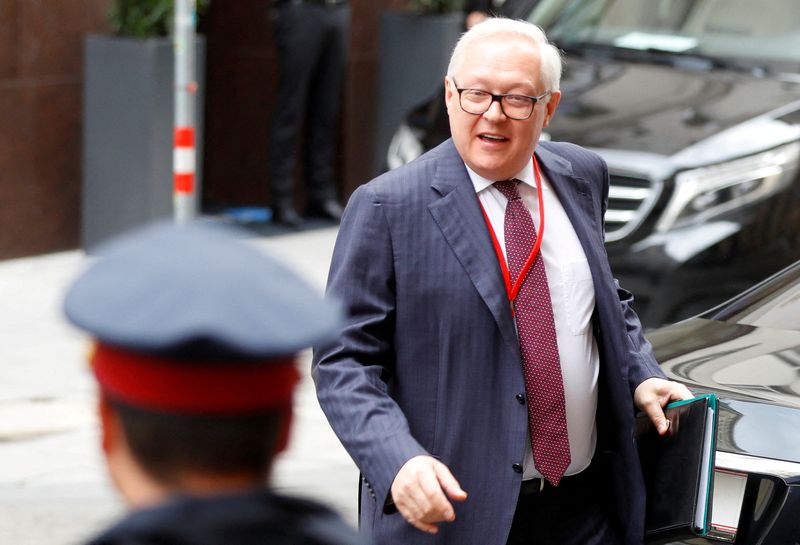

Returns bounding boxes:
[312,139,664,545]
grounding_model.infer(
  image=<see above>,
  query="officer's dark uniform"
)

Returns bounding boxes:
[63,221,364,545]
[269,0,349,226]
[85,491,358,545]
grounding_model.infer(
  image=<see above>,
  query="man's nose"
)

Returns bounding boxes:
[482,98,507,121]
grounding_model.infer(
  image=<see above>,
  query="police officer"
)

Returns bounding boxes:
[64,221,363,545]
[269,0,349,227]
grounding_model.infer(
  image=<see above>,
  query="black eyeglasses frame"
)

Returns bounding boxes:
[451,78,551,120]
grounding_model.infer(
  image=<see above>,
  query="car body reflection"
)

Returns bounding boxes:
[648,261,800,543]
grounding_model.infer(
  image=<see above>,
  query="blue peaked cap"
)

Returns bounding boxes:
[64,221,342,359]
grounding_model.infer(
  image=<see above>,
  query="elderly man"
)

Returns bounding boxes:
[313,18,691,545]
[64,222,363,545]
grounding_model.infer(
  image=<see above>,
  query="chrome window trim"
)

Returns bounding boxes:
[716,451,800,480]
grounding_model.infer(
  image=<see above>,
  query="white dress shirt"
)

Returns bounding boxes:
[466,158,599,479]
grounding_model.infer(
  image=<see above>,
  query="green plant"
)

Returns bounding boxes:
[110,0,209,38]
[408,0,466,14]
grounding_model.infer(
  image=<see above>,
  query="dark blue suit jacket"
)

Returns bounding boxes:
[313,139,665,545]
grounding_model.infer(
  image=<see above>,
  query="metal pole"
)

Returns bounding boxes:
[173,0,197,224]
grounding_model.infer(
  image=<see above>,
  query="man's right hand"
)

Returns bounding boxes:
[390,455,468,534]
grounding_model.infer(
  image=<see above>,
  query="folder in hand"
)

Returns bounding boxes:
[635,394,718,541]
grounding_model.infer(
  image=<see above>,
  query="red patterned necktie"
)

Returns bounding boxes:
[494,179,571,486]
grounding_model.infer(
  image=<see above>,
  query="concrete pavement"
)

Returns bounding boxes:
[0,225,359,544]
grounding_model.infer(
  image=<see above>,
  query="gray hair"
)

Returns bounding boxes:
[446,17,563,92]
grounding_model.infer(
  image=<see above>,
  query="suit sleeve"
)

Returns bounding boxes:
[312,184,428,507]
[596,155,666,394]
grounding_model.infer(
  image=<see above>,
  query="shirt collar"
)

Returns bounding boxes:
[466,157,536,194]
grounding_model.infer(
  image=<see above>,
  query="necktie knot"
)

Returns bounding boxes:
[493,179,521,201]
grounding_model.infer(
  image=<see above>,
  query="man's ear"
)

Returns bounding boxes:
[98,396,119,455]
[542,90,561,128]
[444,76,456,114]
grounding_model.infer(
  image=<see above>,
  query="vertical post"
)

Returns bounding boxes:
[173,0,197,224]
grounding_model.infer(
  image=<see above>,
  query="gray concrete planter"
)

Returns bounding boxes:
[374,11,463,174]
[81,34,205,250]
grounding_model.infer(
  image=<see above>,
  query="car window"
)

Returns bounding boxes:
[530,0,800,66]
[708,263,800,331]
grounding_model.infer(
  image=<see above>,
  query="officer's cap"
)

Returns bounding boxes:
[63,221,342,414]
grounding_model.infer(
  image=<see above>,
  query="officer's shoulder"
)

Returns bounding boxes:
[273,495,366,545]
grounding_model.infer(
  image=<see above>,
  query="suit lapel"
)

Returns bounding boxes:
[535,145,606,268]
[427,141,520,352]
[426,141,610,354]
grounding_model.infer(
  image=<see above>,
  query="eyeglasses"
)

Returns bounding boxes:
[451,78,550,120]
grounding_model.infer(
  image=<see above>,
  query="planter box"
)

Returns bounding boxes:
[81,34,205,250]
[374,11,463,174]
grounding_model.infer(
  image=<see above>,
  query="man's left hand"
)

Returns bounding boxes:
[633,377,693,435]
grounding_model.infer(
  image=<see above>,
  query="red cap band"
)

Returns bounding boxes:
[91,343,300,414]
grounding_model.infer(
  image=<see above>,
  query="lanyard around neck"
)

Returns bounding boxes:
[479,155,545,312]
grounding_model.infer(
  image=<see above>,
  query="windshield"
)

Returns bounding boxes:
[529,0,800,67]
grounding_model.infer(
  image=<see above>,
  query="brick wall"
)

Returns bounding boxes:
[0,0,110,259]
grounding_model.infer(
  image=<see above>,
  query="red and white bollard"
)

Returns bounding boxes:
[174,126,195,197]
[173,0,197,224]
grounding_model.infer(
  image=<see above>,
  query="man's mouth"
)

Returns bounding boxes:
[478,134,508,143]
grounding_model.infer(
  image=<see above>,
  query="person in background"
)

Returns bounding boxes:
[268,0,350,227]
[64,221,364,545]
[313,18,691,545]
[465,0,535,28]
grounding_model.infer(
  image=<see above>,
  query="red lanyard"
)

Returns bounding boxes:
[479,155,545,312]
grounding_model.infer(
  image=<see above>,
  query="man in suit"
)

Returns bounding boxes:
[313,18,691,545]
[64,221,362,545]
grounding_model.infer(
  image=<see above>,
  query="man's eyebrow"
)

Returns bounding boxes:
[461,80,538,94]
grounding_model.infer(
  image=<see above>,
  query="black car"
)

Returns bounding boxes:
[386,0,800,327]
[648,260,800,544]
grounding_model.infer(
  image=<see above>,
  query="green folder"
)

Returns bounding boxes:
[635,394,719,541]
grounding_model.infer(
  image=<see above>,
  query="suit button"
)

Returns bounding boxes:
[515,393,526,405]
[512,463,523,473]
